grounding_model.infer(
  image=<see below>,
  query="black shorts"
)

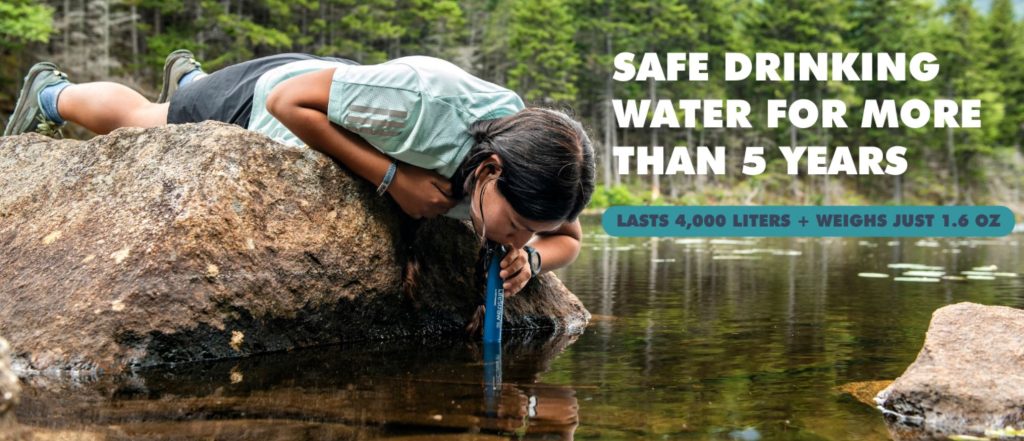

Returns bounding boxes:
[166,53,359,127]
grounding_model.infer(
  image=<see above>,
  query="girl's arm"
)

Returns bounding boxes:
[499,219,583,296]
[528,219,583,273]
[265,68,457,219]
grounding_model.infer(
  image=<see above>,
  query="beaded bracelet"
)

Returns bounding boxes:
[376,160,398,196]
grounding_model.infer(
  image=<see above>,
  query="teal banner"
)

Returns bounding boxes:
[602,206,1015,237]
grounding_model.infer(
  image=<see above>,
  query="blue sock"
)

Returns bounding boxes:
[38,81,70,125]
[178,69,203,88]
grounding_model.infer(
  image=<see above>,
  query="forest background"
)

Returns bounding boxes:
[2,0,1023,213]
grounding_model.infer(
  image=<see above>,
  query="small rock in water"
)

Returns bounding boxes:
[876,303,1024,437]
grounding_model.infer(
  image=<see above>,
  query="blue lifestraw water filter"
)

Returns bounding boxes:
[483,243,505,410]
[483,243,506,344]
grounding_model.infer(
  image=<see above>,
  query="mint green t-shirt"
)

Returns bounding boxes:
[247,56,525,177]
[246,56,524,220]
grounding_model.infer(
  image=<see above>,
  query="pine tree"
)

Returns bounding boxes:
[845,0,934,203]
[933,0,999,203]
[986,0,1024,149]
[507,0,580,104]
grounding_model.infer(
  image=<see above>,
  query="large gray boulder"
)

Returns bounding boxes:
[0,122,589,376]
[876,302,1024,439]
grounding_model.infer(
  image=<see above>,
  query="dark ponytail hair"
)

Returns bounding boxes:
[451,107,595,222]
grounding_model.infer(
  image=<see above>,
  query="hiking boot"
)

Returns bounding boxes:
[4,62,69,138]
[157,49,205,104]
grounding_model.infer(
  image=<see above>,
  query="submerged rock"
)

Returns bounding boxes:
[0,122,590,376]
[836,380,892,407]
[876,302,1024,439]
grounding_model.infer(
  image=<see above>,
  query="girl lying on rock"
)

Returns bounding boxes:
[4,51,595,302]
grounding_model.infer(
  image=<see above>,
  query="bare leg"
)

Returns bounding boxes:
[56,82,169,135]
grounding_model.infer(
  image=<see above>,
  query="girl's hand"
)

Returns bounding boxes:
[467,247,533,335]
[498,246,532,297]
[387,163,458,219]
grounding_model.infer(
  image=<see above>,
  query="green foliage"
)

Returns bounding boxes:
[143,31,204,68]
[397,0,466,59]
[589,185,644,208]
[0,0,54,48]
[0,1,53,110]
[3,0,1023,209]
[508,0,579,104]
[588,187,608,208]
[985,0,1024,148]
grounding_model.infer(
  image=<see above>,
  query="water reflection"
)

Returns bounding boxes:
[552,218,1023,440]
[13,332,581,440]
[9,215,1024,440]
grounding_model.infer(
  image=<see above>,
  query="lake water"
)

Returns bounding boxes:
[12,215,1024,440]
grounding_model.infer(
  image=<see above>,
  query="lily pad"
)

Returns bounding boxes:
[894,276,941,283]
[903,270,945,278]
[888,263,944,271]
[857,272,889,278]
[712,255,760,260]
[966,275,996,281]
